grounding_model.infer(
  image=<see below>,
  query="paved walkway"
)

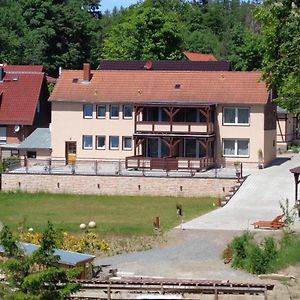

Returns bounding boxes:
[96,154,300,282]
[181,154,300,231]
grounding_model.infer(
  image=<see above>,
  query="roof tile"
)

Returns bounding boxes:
[49,70,269,105]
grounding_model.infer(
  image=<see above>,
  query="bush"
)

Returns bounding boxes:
[226,232,278,274]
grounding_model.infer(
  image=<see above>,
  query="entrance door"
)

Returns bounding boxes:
[65,141,76,164]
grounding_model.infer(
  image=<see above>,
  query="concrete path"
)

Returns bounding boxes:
[181,154,300,231]
[96,154,300,282]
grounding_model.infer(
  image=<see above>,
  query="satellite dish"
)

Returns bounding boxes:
[14,125,20,133]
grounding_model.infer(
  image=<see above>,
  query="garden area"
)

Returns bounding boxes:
[0,191,217,255]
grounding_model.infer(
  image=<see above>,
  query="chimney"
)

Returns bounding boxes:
[143,60,153,70]
[83,63,91,82]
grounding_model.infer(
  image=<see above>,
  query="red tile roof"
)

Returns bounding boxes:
[183,52,217,61]
[3,65,43,72]
[49,70,269,105]
[0,66,45,125]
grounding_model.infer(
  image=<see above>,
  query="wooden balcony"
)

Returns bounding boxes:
[125,155,215,171]
[136,121,214,135]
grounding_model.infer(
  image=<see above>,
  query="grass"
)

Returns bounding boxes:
[0,191,217,236]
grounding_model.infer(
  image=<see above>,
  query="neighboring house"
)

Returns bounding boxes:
[0,64,50,158]
[49,63,276,169]
[182,51,218,61]
[276,106,299,152]
[17,127,51,159]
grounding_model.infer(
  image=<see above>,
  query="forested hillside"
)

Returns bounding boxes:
[1,0,262,75]
[1,0,299,111]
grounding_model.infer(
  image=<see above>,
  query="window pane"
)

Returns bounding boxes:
[110,105,119,118]
[123,105,133,118]
[97,136,105,149]
[83,135,92,149]
[186,108,197,122]
[97,105,106,118]
[123,137,132,149]
[110,136,119,149]
[0,127,7,144]
[238,108,249,124]
[148,138,158,157]
[83,104,93,118]
[185,139,196,157]
[224,139,235,155]
[224,108,235,124]
[237,140,249,155]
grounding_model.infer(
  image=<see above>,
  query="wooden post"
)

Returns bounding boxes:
[107,285,111,300]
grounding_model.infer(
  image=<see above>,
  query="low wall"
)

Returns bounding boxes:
[1,174,237,197]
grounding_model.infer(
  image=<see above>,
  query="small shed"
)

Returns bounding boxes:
[0,242,95,279]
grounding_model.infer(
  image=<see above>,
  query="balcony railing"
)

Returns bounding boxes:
[136,121,214,135]
[125,155,215,171]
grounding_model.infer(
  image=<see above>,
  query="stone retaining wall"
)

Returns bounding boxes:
[1,174,236,197]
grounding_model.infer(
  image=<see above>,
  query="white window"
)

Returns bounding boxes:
[83,135,93,149]
[223,139,249,157]
[0,127,6,144]
[123,136,132,150]
[109,136,119,149]
[223,107,249,125]
[96,136,105,150]
[110,105,119,119]
[83,104,93,119]
[96,105,106,119]
[123,105,133,119]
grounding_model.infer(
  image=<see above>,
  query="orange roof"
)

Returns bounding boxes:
[49,70,269,105]
[183,52,217,61]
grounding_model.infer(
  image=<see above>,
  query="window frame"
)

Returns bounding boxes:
[123,105,133,119]
[96,105,106,119]
[223,138,249,157]
[83,104,93,119]
[122,136,132,151]
[223,107,250,126]
[109,136,119,150]
[82,135,93,150]
[96,135,106,150]
[110,105,119,119]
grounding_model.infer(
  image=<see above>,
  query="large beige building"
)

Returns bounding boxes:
[49,63,276,170]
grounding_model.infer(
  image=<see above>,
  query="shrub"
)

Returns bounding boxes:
[226,232,278,274]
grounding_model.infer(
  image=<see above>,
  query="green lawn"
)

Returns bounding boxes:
[0,192,217,236]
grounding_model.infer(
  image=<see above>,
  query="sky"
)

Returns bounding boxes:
[101,0,139,12]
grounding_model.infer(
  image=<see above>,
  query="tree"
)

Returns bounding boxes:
[102,6,183,60]
[255,0,300,112]
[0,223,80,299]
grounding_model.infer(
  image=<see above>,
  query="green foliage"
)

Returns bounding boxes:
[0,226,19,257]
[227,231,300,274]
[102,6,183,60]
[279,198,296,231]
[255,0,300,113]
[0,224,81,299]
